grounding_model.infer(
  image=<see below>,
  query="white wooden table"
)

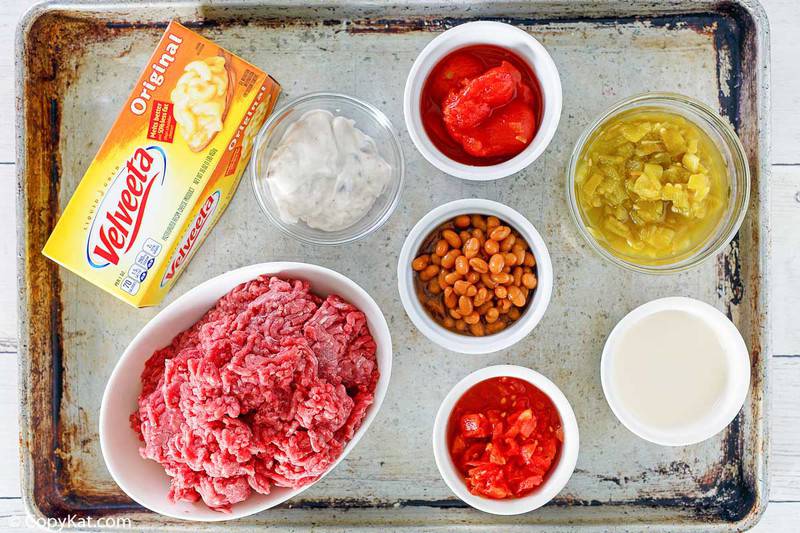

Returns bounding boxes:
[1,1,797,530]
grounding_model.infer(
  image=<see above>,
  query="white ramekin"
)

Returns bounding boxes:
[403,21,562,181]
[600,297,750,446]
[433,365,579,515]
[100,262,392,521]
[397,199,553,354]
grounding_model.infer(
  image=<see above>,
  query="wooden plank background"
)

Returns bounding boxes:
[1,0,798,530]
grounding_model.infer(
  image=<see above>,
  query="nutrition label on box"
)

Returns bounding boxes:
[121,239,162,295]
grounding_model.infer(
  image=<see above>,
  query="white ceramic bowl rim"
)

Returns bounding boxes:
[432,365,579,515]
[99,262,392,521]
[600,296,750,446]
[403,21,563,181]
[397,199,553,355]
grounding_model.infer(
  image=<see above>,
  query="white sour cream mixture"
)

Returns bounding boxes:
[266,109,392,231]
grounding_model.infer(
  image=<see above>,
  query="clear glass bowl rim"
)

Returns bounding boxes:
[250,91,405,246]
[565,92,751,274]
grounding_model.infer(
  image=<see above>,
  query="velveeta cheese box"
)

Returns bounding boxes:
[43,21,281,307]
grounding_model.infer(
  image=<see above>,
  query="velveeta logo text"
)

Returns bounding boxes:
[161,190,220,287]
[86,146,167,268]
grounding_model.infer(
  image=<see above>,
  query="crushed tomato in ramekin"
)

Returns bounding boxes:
[447,376,564,499]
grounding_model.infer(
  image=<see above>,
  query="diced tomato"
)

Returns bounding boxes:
[461,442,486,466]
[451,434,467,455]
[487,443,506,465]
[447,376,564,499]
[517,474,544,493]
[460,412,491,438]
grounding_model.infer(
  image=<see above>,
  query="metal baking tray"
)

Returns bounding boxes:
[15,0,770,530]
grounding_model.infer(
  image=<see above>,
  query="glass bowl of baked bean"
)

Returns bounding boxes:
[397,199,553,354]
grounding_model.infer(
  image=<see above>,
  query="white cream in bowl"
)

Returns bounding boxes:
[266,109,392,231]
[601,297,750,446]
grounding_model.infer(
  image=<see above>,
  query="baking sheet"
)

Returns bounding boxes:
[16,0,770,530]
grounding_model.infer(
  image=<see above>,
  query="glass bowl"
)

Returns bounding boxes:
[566,92,750,274]
[251,92,404,245]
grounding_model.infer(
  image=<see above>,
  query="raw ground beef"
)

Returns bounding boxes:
[130,275,379,512]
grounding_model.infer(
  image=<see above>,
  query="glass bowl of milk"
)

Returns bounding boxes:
[251,92,404,245]
[600,297,750,446]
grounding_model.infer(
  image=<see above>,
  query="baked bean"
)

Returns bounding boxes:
[463,237,480,258]
[490,225,511,241]
[413,213,537,337]
[489,253,505,274]
[469,322,485,337]
[508,285,526,307]
[473,287,489,307]
[444,271,462,285]
[454,215,471,228]
[419,264,439,281]
[444,287,457,308]
[524,252,536,267]
[500,234,516,252]
[441,249,460,269]
[442,229,461,248]
[522,272,537,289]
[491,272,512,285]
[454,255,469,275]
[484,239,500,255]
[412,255,429,271]
[513,266,524,287]
[514,247,526,266]
[469,257,489,273]
[428,279,442,295]
[471,214,487,230]
[458,295,473,316]
[453,280,470,296]
[463,312,480,325]
[486,320,506,334]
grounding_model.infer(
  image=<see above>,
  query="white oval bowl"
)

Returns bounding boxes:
[403,21,562,181]
[397,198,553,354]
[433,365,579,515]
[600,296,750,446]
[99,262,392,521]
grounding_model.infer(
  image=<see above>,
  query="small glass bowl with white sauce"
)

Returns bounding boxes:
[251,92,404,245]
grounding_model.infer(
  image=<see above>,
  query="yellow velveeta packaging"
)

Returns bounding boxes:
[43,21,281,307]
